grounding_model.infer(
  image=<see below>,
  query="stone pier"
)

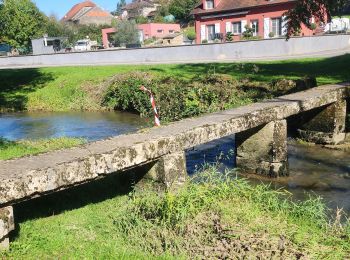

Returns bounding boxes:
[297,100,347,144]
[0,206,14,251]
[236,120,288,177]
[143,151,187,191]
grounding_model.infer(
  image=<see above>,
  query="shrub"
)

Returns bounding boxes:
[225,32,233,42]
[310,23,317,30]
[102,71,253,122]
[242,25,254,39]
[185,27,196,41]
[201,39,208,44]
[269,32,275,38]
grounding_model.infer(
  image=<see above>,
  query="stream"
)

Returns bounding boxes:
[1,111,349,212]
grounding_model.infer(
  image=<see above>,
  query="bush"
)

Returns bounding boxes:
[102,71,253,122]
[225,32,233,42]
[201,39,208,44]
[242,26,254,39]
[185,27,196,41]
[269,32,275,38]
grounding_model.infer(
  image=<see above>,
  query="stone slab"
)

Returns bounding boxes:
[236,120,288,177]
[0,84,349,206]
[0,206,14,250]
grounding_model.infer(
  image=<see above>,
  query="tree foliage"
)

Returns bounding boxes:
[0,0,47,48]
[285,0,348,38]
[113,0,126,16]
[113,20,139,46]
[168,0,197,22]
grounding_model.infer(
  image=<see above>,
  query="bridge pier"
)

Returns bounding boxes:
[143,151,187,191]
[297,100,347,144]
[236,120,288,177]
[0,206,14,251]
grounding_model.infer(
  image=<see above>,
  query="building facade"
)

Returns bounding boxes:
[102,23,181,48]
[192,0,319,44]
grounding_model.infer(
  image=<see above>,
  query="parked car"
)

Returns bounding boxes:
[0,43,11,56]
[74,39,98,51]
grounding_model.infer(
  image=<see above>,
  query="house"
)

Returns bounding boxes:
[62,0,114,25]
[192,0,321,44]
[102,23,181,48]
[31,37,67,55]
[160,33,184,46]
[121,0,159,20]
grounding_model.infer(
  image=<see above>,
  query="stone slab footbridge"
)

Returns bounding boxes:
[1,84,349,249]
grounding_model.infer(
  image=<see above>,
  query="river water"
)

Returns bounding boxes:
[1,111,350,212]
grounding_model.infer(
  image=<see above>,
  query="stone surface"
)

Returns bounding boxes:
[145,152,187,191]
[0,84,349,206]
[298,100,347,144]
[0,206,14,250]
[236,120,288,177]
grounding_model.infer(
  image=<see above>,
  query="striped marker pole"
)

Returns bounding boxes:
[140,85,161,126]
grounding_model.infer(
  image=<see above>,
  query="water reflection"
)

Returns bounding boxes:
[0,111,148,141]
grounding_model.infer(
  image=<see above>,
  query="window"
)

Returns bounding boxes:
[207,25,215,40]
[169,30,174,33]
[232,22,241,34]
[157,29,164,34]
[271,18,282,36]
[251,20,259,36]
[206,0,214,9]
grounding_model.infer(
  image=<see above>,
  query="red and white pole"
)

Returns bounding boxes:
[140,85,161,126]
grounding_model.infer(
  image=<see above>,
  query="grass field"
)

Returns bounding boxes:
[0,54,349,112]
[0,167,349,259]
[0,137,86,160]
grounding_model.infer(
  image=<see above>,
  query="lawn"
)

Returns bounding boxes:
[0,137,86,160]
[1,167,349,259]
[0,54,349,112]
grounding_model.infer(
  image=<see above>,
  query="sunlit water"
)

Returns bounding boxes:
[0,111,148,141]
[1,112,350,212]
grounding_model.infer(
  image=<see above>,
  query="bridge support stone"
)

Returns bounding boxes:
[297,100,347,144]
[236,120,288,177]
[143,151,187,191]
[0,206,14,251]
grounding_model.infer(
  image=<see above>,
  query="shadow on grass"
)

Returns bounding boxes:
[153,54,350,84]
[0,68,54,111]
[12,167,153,227]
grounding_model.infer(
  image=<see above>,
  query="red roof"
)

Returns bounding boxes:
[86,7,113,17]
[192,0,296,15]
[62,1,97,21]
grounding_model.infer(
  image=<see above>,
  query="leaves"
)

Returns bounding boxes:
[0,0,47,48]
[285,0,348,38]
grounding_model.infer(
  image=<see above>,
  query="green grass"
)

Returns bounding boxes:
[0,137,86,160]
[1,167,349,259]
[0,54,349,112]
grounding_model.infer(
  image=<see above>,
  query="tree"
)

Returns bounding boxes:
[113,0,126,16]
[285,0,348,38]
[0,0,47,48]
[169,0,198,22]
[113,20,140,46]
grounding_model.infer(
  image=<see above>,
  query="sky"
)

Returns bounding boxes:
[33,0,120,19]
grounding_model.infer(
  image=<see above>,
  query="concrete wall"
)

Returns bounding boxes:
[0,35,349,68]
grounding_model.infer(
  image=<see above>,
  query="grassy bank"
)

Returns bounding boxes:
[1,167,349,259]
[0,137,86,160]
[0,55,349,114]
